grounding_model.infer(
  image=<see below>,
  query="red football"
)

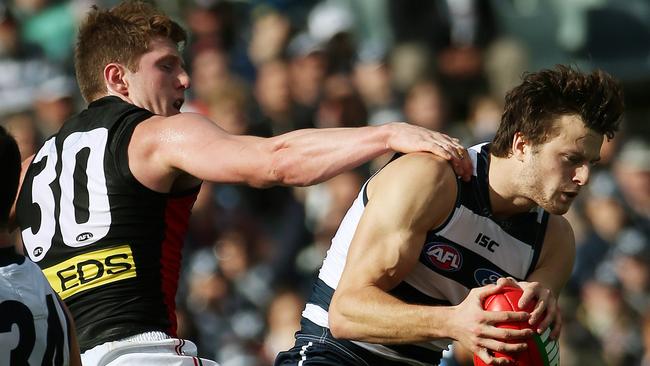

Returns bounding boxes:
[472,286,559,366]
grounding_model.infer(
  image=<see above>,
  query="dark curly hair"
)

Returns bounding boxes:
[491,65,624,157]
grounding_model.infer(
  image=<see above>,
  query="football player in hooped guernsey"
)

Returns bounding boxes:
[276,65,624,366]
[10,1,472,365]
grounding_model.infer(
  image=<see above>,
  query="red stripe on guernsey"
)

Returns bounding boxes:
[161,191,198,337]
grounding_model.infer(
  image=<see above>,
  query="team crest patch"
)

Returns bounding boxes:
[474,268,503,286]
[424,243,462,272]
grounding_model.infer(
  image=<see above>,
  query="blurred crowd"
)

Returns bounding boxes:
[1,0,649,365]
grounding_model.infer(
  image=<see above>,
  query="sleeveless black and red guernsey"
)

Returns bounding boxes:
[15,96,199,352]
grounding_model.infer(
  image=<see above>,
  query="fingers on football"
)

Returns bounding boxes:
[495,277,518,288]
[481,337,527,357]
[517,287,539,310]
[532,304,555,334]
[487,325,533,343]
[528,297,546,325]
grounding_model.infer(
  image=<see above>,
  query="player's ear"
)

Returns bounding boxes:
[511,132,528,162]
[104,63,129,97]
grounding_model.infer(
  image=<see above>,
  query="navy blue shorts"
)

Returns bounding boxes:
[274,319,441,366]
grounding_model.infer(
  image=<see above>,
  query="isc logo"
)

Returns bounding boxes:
[42,244,137,299]
[474,233,500,252]
[425,243,462,271]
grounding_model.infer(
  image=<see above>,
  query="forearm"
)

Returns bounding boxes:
[265,124,393,186]
[329,286,454,344]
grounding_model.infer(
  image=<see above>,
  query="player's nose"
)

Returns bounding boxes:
[178,70,190,90]
[573,164,591,186]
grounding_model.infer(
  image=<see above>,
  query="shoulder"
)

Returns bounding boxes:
[539,214,576,263]
[131,112,227,150]
[128,112,225,191]
[545,214,575,246]
[370,152,457,195]
[367,152,458,229]
[136,112,213,131]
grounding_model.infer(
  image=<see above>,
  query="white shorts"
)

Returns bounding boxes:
[81,331,219,366]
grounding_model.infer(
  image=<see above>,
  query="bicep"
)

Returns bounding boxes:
[338,202,427,293]
[336,154,457,293]
[139,114,274,188]
[175,130,271,186]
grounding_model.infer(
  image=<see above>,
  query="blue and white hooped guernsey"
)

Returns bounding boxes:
[300,143,550,366]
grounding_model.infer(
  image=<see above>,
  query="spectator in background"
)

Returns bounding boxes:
[389,0,496,121]
[460,94,502,145]
[0,4,56,115]
[205,80,251,135]
[183,246,236,361]
[577,264,643,366]
[185,44,232,115]
[287,32,327,115]
[12,0,79,67]
[315,73,367,129]
[643,309,650,366]
[403,79,447,132]
[352,44,404,126]
[32,74,77,137]
[611,228,650,316]
[1,112,39,160]
[262,289,306,364]
[184,1,236,53]
[613,139,650,232]
[183,227,275,364]
[296,170,365,284]
[307,0,356,74]
[248,7,291,67]
[568,173,628,295]
[254,59,314,134]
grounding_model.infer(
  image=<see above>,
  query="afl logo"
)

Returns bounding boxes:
[76,232,93,242]
[33,247,43,256]
[425,243,462,271]
[474,268,503,286]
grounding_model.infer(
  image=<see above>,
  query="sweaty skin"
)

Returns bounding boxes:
[328,127,584,364]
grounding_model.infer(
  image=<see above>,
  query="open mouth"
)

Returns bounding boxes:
[173,99,184,111]
[562,191,579,199]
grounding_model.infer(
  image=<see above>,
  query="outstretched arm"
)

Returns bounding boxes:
[129,114,472,191]
[241,121,471,186]
[327,153,533,365]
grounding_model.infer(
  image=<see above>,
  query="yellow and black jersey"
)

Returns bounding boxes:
[16,96,199,352]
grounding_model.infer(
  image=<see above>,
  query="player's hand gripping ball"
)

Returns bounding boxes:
[473,286,559,366]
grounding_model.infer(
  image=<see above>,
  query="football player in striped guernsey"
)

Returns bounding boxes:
[10,1,471,365]
[0,126,81,366]
[276,65,624,366]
